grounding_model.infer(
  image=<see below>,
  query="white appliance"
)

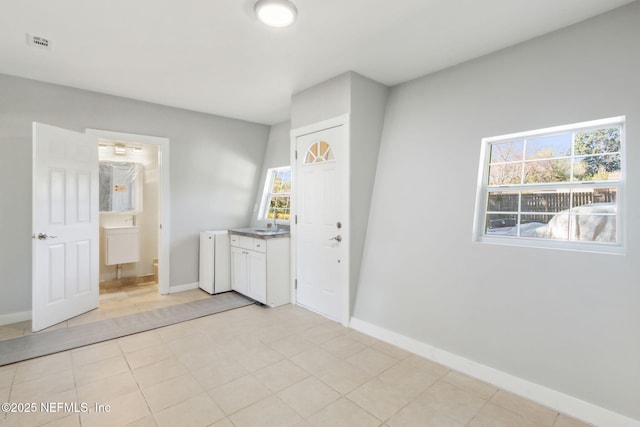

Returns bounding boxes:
[199,230,231,294]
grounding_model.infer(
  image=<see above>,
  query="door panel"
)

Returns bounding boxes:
[32,123,99,331]
[247,251,266,304]
[76,240,92,292]
[295,124,347,322]
[231,246,248,295]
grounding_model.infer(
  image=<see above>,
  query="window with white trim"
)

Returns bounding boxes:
[474,117,625,253]
[258,166,291,221]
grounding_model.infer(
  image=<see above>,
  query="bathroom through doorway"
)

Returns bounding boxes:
[87,129,170,299]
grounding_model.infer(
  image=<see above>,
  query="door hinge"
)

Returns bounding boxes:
[159,224,163,230]
[295,150,298,160]
[295,279,297,289]
[295,215,298,225]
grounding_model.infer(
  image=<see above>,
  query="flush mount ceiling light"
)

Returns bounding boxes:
[254,0,297,28]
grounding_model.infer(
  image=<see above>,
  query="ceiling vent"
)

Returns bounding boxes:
[26,33,53,51]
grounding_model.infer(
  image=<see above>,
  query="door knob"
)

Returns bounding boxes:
[34,233,57,240]
[329,235,342,243]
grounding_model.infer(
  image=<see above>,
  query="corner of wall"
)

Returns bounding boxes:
[348,74,390,314]
[0,310,31,327]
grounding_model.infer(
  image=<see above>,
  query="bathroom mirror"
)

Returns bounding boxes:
[99,161,144,213]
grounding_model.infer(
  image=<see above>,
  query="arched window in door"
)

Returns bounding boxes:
[304,140,335,164]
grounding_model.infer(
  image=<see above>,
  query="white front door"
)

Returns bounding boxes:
[294,123,349,323]
[32,123,99,332]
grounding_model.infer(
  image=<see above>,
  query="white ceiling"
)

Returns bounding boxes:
[0,0,634,125]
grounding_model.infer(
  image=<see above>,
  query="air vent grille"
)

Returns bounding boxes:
[26,33,53,51]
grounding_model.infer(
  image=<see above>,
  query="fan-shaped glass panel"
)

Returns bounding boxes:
[304,141,335,164]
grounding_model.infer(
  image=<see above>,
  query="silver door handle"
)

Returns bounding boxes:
[34,233,57,240]
[329,235,342,242]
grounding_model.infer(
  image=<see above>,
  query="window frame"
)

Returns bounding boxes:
[258,166,291,222]
[473,116,626,254]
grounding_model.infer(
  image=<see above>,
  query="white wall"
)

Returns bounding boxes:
[354,2,640,421]
[0,74,269,316]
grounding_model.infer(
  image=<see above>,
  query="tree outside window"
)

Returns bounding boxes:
[475,117,624,253]
[260,167,291,221]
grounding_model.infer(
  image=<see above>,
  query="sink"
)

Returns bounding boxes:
[230,227,289,236]
[250,228,288,234]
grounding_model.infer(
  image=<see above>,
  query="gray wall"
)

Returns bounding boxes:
[0,74,269,316]
[353,2,640,420]
[349,74,389,312]
[250,121,292,228]
[291,73,350,129]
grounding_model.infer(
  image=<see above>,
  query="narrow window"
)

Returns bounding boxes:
[258,166,291,221]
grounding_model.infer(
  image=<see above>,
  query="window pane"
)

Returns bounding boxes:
[525,133,572,160]
[523,159,571,183]
[570,214,616,242]
[268,196,291,220]
[304,141,335,164]
[272,169,292,193]
[488,163,521,185]
[520,214,568,240]
[485,214,518,235]
[574,128,621,155]
[487,192,518,212]
[521,191,570,213]
[490,140,523,163]
[572,154,621,181]
[570,201,615,242]
[571,189,616,209]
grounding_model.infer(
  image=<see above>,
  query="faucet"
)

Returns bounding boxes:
[272,208,278,230]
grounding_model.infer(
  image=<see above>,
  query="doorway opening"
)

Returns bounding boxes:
[98,140,158,300]
[86,129,170,298]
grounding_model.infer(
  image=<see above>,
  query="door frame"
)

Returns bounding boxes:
[86,129,171,295]
[290,114,351,325]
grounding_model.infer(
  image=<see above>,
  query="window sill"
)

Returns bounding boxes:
[474,235,626,255]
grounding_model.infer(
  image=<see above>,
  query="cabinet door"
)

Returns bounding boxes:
[247,251,267,304]
[230,247,248,296]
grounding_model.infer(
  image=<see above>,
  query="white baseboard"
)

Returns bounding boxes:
[0,310,31,326]
[350,317,640,427]
[167,282,199,294]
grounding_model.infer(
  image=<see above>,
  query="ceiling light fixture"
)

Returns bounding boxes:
[114,144,127,155]
[254,0,297,28]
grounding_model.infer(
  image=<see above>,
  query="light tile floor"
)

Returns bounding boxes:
[0,300,594,427]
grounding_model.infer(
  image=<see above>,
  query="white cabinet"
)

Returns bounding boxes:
[229,234,289,307]
[230,246,249,296]
[247,251,267,302]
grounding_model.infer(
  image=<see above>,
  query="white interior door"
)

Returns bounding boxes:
[32,123,99,332]
[295,123,348,323]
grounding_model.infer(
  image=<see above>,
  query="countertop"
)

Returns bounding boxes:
[228,228,290,239]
